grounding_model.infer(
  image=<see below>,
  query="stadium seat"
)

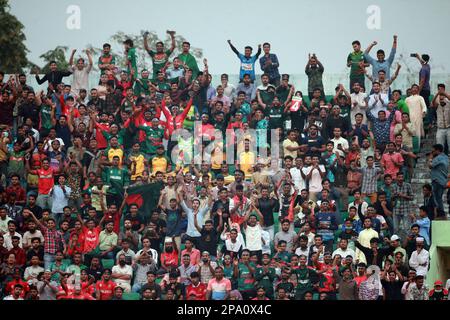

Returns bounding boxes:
[122,292,141,300]
[102,259,115,269]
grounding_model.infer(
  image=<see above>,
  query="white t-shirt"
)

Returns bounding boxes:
[71,65,92,94]
[111,265,133,287]
[290,167,306,191]
[330,137,349,158]
[302,165,325,193]
[245,224,262,251]
[24,265,45,280]
[261,230,271,255]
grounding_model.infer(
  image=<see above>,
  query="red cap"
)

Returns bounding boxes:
[434,280,443,286]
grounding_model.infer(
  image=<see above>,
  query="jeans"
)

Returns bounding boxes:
[131,283,143,293]
[436,128,450,151]
[44,253,56,270]
[432,181,445,217]
[263,225,275,243]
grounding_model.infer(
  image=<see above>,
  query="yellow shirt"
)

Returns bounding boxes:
[239,151,256,180]
[107,148,124,166]
[130,154,145,180]
[282,139,299,158]
[151,156,169,174]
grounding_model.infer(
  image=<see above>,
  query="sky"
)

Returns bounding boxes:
[9,0,450,76]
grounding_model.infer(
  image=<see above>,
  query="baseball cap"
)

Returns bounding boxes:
[434,280,443,286]
[390,235,400,241]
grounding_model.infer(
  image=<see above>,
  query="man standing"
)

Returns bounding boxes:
[432,86,450,150]
[347,40,369,91]
[178,41,200,80]
[408,237,429,277]
[364,35,398,79]
[227,40,262,82]
[144,30,176,80]
[259,43,280,86]
[69,49,93,95]
[405,84,427,145]
[428,144,449,219]
[305,53,324,99]
[392,172,414,236]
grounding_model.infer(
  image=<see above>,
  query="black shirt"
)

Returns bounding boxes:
[381,279,404,300]
[19,102,40,125]
[24,205,43,220]
[198,227,218,256]
[256,197,279,227]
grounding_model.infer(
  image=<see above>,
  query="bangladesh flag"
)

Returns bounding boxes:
[110,181,163,219]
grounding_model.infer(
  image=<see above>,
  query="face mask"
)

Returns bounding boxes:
[202,258,208,263]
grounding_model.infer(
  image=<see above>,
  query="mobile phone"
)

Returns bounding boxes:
[410,53,416,57]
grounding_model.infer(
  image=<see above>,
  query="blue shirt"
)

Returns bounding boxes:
[419,64,431,91]
[431,153,449,187]
[365,48,396,79]
[238,54,259,81]
[180,200,209,238]
[416,217,430,244]
[259,54,280,81]
[315,212,337,241]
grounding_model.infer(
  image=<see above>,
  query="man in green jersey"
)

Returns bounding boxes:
[347,40,369,92]
[144,30,176,80]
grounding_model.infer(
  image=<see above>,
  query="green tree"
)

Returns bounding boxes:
[0,0,29,73]
[37,46,70,74]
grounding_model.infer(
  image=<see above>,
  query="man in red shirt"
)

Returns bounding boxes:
[5,268,29,298]
[95,269,116,300]
[185,272,207,300]
[8,236,26,267]
[6,174,26,206]
[26,158,61,209]
[76,211,106,266]
[160,237,179,272]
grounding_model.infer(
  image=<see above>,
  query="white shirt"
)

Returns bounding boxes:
[3,232,23,250]
[50,185,72,213]
[350,92,368,124]
[44,138,65,152]
[111,264,133,286]
[261,229,271,254]
[409,249,429,276]
[295,246,310,262]
[22,230,44,247]
[332,247,356,260]
[135,248,159,265]
[0,216,12,234]
[245,224,262,251]
[71,64,92,94]
[290,167,306,191]
[302,165,325,193]
[330,137,349,158]
[24,265,45,280]
[3,296,24,300]
[368,92,389,118]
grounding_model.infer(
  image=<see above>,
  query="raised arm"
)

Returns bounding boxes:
[227,40,240,56]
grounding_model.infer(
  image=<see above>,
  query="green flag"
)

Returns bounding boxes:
[111,181,163,219]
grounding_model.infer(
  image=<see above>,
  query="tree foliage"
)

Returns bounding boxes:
[37,46,70,74]
[0,0,29,73]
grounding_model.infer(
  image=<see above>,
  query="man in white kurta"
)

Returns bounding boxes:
[405,85,427,145]
[408,237,429,277]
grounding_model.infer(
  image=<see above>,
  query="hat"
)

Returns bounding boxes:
[332,105,341,109]
[164,237,173,244]
[390,235,400,241]
[416,237,425,243]
[434,280,443,286]
[215,174,224,180]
